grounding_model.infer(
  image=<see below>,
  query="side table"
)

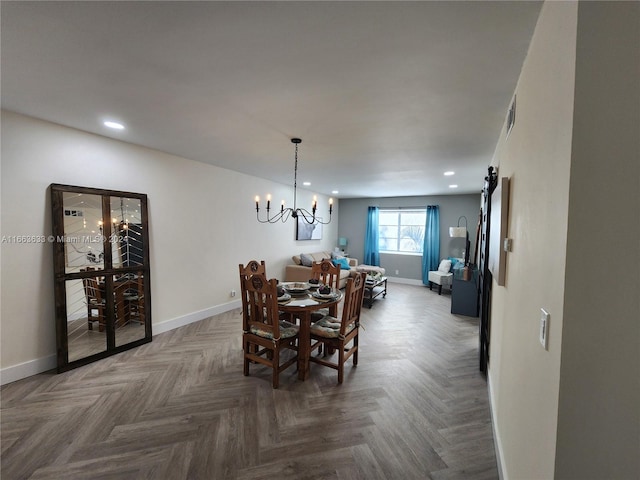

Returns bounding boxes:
[364,276,387,308]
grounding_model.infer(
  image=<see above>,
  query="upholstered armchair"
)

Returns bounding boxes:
[428,259,453,295]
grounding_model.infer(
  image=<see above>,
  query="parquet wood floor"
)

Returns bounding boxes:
[1,283,498,479]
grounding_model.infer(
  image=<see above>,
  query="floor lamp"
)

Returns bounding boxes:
[449,216,470,266]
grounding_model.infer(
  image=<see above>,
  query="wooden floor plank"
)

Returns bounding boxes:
[1,283,497,479]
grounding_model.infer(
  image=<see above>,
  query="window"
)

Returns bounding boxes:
[379,209,426,254]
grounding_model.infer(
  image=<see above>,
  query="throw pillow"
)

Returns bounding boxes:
[332,257,351,270]
[448,257,462,270]
[438,259,452,273]
[300,253,314,267]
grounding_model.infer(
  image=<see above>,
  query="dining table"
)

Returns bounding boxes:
[278,287,343,381]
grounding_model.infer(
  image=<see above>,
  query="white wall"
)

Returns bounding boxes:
[488,2,577,478]
[0,111,338,382]
[555,2,640,478]
[488,1,640,478]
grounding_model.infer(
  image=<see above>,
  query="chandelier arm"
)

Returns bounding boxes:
[257,205,331,225]
[257,210,275,224]
[257,207,296,224]
[296,208,332,225]
[315,210,332,225]
[296,208,315,224]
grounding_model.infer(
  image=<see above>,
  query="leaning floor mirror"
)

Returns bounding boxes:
[50,184,152,372]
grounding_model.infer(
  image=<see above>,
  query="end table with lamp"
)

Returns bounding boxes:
[338,236,348,255]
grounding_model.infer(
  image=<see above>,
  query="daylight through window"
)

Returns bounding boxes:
[379,209,426,254]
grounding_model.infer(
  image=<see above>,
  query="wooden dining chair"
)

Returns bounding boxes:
[311,259,342,289]
[239,260,266,324]
[240,259,294,325]
[242,273,299,389]
[310,259,342,320]
[81,267,106,332]
[309,272,366,384]
[239,260,278,347]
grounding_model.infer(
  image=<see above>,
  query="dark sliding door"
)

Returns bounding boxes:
[478,167,498,375]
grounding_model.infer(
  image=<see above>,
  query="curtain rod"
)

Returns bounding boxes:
[379,206,433,210]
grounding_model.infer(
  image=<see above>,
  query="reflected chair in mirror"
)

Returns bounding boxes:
[242,273,299,389]
[309,272,366,384]
[81,267,106,332]
[122,275,145,325]
[310,259,341,321]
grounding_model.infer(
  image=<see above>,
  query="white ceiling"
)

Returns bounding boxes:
[1,1,542,199]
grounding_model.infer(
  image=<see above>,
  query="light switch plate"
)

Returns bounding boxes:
[540,308,550,350]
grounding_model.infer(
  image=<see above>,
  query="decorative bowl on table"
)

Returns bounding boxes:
[312,285,337,300]
[312,291,338,300]
[280,282,310,295]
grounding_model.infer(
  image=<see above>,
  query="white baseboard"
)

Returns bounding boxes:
[0,354,57,386]
[0,299,243,386]
[488,374,507,480]
[152,299,241,335]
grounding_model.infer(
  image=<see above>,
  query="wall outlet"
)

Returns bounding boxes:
[230,289,236,297]
[395,270,399,275]
[539,308,550,350]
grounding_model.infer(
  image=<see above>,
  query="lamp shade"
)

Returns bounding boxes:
[449,227,467,238]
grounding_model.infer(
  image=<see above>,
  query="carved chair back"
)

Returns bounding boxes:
[311,259,341,289]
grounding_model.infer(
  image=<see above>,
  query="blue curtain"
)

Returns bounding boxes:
[422,205,440,284]
[364,206,380,266]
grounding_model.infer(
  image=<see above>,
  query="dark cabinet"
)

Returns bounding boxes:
[451,267,479,317]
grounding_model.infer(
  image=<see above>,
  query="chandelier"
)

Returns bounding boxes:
[255,138,332,224]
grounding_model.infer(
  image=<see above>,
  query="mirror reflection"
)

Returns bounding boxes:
[52,184,151,373]
[67,275,107,362]
[110,197,144,269]
[62,192,104,273]
[114,272,146,347]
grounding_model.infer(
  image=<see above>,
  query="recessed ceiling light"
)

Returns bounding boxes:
[303,182,311,186]
[332,190,339,194]
[444,171,455,176]
[449,184,459,189]
[103,121,125,130]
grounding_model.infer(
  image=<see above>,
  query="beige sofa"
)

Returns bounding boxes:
[285,251,358,289]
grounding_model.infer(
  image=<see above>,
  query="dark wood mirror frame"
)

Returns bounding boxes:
[50,184,152,373]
